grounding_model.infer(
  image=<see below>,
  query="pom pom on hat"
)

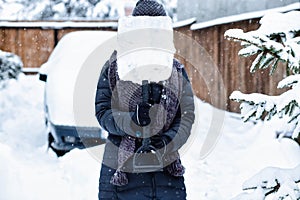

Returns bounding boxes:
[132,0,167,16]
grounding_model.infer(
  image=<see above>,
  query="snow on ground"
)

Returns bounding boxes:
[0,75,299,200]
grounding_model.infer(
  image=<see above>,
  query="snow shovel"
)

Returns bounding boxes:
[133,80,164,173]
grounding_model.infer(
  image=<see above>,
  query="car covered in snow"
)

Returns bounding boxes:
[39,30,116,156]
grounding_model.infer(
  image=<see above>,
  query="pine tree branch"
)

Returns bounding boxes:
[225,33,284,62]
[225,30,300,74]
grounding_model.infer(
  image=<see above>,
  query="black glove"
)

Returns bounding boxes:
[150,134,172,150]
[149,83,163,105]
[132,102,152,127]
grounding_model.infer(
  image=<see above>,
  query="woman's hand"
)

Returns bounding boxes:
[132,102,152,126]
[149,83,163,105]
[150,134,172,150]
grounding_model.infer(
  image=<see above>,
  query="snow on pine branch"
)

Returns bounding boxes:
[230,74,300,139]
[232,165,300,200]
[230,74,300,120]
[230,91,276,121]
[278,74,300,89]
[224,11,300,74]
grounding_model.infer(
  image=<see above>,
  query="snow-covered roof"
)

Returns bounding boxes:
[191,3,300,30]
[172,17,197,28]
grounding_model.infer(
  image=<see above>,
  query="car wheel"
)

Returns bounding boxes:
[48,133,70,157]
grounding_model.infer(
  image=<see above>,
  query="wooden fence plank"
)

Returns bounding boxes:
[18,29,55,68]
[0,29,19,55]
[0,28,54,69]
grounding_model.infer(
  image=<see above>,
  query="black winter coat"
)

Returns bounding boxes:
[95,53,195,200]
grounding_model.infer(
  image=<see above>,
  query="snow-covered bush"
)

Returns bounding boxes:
[26,0,123,20]
[225,11,300,199]
[0,50,23,89]
[225,11,300,145]
[0,0,178,21]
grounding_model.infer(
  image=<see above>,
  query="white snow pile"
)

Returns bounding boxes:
[0,50,23,88]
[233,165,300,200]
[258,11,300,36]
[0,75,101,200]
[0,0,178,21]
[0,75,299,200]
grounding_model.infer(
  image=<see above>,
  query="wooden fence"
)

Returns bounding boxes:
[0,21,117,72]
[0,20,287,112]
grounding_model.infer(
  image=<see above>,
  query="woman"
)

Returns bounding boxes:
[95,0,195,199]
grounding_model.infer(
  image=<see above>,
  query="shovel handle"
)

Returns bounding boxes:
[133,80,163,173]
[142,80,149,103]
[141,80,151,146]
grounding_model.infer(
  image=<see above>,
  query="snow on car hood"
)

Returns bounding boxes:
[45,31,116,127]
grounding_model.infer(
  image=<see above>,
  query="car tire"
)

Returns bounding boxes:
[48,133,70,157]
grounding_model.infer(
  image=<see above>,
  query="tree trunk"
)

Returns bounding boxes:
[296,134,300,145]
